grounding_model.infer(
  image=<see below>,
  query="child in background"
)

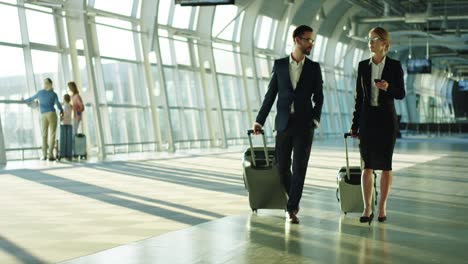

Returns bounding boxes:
[60,94,73,160]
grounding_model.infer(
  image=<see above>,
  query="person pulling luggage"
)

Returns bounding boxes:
[350,27,405,224]
[252,25,324,224]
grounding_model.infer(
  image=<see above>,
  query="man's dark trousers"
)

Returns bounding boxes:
[275,114,314,212]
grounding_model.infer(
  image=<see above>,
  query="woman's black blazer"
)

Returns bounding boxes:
[351,56,406,133]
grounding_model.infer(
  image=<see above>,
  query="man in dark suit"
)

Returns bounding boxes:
[252,25,324,224]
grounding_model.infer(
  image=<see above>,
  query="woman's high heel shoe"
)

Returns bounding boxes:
[378,216,387,222]
[359,213,374,225]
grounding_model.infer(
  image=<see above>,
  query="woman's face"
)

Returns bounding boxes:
[368,32,387,54]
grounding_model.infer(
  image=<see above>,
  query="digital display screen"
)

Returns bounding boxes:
[458,80,468,92]
[407,59,432,74]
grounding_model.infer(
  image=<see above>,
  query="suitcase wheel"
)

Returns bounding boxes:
[344,212,347,215]
[252,209,258,213]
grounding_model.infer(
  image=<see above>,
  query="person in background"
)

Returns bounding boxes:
[60,94,73,160]
[252,25,324,224]
[22,78,63,161]
[350,27,406,224]
[67,81,84,135]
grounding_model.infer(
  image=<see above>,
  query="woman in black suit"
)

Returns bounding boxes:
[350,27,405,224]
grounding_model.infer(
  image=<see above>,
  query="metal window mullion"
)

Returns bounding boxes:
[238,0,262,138]
[131,0,139,18]
[168,35,188,143]
[130,22,143,145]
[55,9,71,95]
[139,0,162,151]
[0,115,6,164]
[18,0,42,158]
[167,0,175,26]
[185,73,200,141]
[152,37,175,152]
[117,67,130,144]
[84,14,106,159]
[197,5,227,148]
[211,62,228,148]
[187,39,205,143]
[195,46,217,147]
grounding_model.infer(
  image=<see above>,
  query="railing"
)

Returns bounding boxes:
[104,141,159,155]
[5,147,42,161]
[400,122,468,136]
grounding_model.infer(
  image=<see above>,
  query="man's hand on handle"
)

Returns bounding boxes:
[252,123,262,135]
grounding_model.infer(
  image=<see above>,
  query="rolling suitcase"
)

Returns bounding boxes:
[336,133,377,214]
[242,129,287,212]
[73,133,87,159]
[59,124,73,160]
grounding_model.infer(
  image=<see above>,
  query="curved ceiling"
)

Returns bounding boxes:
[235,0,468,78]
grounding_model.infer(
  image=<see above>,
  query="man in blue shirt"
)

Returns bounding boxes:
[22,78,64,161]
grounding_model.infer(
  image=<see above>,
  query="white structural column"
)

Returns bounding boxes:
[197,6,227,148]
[65,0,106,159]
[149,1,175,152]
[273,0,304,56]
[54,9,71,91]
[140,0,163,151]
[0,116,6,165]
[239,0,263,127]
[17,0,42,153]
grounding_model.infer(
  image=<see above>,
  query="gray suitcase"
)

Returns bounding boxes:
[336,133,377,214]
[242,129,287,212]
[73,133,87,159]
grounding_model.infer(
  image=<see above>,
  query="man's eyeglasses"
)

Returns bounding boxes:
[366,36,384,43]
[300,37,315,44]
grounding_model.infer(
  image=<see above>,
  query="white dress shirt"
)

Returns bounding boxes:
[289,54,305,113]
[369,56,386,106]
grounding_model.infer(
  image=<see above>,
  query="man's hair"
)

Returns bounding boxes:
[292,25,313,43]
[64,94,71,103]
[45,77,53,85]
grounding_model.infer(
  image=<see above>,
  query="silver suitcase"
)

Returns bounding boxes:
[73,133,87,159]
[336,133,377,214]
[242,129,287,213]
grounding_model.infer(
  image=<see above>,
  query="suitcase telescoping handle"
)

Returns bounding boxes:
[247,129,270,168]
[343,132,358,180]
[343,133,378,206]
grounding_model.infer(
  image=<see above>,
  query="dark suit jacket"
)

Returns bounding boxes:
[351,56,406,133]
[256,56,324,132]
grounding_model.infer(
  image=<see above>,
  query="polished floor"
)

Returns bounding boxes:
[1,135,467,264]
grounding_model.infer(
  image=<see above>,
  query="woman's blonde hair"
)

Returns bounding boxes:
[369,27,390,52]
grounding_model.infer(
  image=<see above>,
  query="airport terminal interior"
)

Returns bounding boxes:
[0,0,467,263]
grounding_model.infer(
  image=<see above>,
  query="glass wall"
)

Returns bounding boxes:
[0,2,67,160]
[0,0,456,161]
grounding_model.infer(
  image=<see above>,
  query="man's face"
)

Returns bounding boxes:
[296,31,314,56]
[43,79,51,89]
